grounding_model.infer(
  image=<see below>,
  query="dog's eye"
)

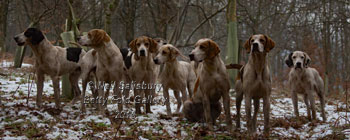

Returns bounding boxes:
[163,43,167,45]
[200,45,205,49]
[251,40,254,42]
[162,51,166,55]
[136,43,140,46]
[292,56,296,59]
[145,43,149,46]
[301,56,304,59]
[260,39,264,42]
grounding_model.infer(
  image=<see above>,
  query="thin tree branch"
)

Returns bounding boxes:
[183,4,227,46]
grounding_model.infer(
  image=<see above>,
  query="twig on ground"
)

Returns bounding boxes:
[27,72,35,105]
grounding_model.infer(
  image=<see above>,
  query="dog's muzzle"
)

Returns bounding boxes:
[252,43,259,52]
[14,36,24,46]
[140,50,145,56]
[295,62,302,69]
[153,58,159,64]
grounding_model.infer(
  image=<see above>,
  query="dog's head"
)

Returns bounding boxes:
[189,38,220,62]
[154,38,168,47]
[244,34,275,54]
[77,29,110,47]
[285,51,311,70]
[153,44,180,64]
[129,36,158,58]
[14,28,45,46]
[153,38,168,54]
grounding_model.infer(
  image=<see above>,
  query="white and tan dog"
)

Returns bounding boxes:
[153,44,196,116]
[235,34,275,135]
[78,29,125,113]
[285,51,326,121]
[14,28,86,109]
[127,36,159,114]
[184,38,232,131]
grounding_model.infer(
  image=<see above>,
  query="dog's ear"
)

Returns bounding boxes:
[169,46,180,60]
[244,36,252,53]
[129,38,138,53]
[285,52,294,68]
[264,35,275,52]
[303,52,311,67]
[24,28,44,45]
[91,29,110,46]
[148,38,158,53]
[207,40,220,59]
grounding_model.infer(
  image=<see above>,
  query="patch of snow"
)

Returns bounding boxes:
[3,136,28,140]
[138,136,149,140]
[80,115,111,125]
[18,110,30,116]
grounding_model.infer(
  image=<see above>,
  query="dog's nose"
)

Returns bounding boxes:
[296,62,302,67]
[189,54,194,61]
[252,43,259,52]
[153,59,158,64]
[140,50,145,56]
[253,43,258,48]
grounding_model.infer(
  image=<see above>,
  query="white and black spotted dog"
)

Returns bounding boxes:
[14,28,86,109]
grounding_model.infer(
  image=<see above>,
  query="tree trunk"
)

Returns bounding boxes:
[104,0,119,35]
[322,0,330,96]
[0,0,9,55]
[226,0,239,87]
[59,0,82,100]
[122,0,136,43]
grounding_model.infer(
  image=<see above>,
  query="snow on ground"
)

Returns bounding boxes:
[0,60,349,139]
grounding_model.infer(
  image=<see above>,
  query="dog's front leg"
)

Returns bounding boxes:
[114,80,123,111]
[173,90,181,114]
[51,76,61,109]
[202,93,213,130]
[187,82,194,98]
[180,87,188,104]
[163,86,172,115]
[81,77,90,112]
[36,71,44,108]
[291,91,299,119]
[144,89,152,113]
[319,92,327,121]
[103,82,111,108]
[222,90,232,131]
[134,89,142,114]
[252,98,260,132]
[245,94,252,133]
[97,81,105,113]
[303,94,311,120]
[263,96,270,135]
[235,90,243,130]
[308,90,317,120]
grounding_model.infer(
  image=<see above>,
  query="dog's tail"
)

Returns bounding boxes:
[225,63,243,69]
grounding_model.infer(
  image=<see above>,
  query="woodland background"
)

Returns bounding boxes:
[0,0,350,95]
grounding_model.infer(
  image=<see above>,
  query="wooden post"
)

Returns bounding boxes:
[14,22,35,68]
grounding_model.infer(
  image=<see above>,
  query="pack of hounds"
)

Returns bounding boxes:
[13,28,327,135]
